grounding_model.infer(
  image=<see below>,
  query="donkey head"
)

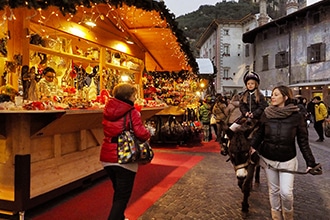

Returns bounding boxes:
[227,117,258,179]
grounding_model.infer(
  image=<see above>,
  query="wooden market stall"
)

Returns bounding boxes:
[0,1,198,218]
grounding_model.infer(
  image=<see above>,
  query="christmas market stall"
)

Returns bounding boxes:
[0,0,198,217]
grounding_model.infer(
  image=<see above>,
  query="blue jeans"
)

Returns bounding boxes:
[104,166,136,220]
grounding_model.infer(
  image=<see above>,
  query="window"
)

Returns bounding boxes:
[223,68,229,78]
[277,26,286,35]
[307,43,326,63]
[245,44,250,57]
[313,12,320,24]
[223,44,230,56]
[263,31,268,40]
[262,55,269,71]
[275,51,289,68]
[224,29,229,35]
[223,67,232,80]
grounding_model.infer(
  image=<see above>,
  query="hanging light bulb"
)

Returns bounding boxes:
[84,19,96,27]
[121,75,130,82]
[125,37,134,45]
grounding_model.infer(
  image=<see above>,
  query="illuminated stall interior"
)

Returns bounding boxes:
[0,1,199,217]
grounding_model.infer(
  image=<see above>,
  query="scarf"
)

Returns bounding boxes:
[264,104,300,119]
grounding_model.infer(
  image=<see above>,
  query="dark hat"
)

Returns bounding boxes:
[243,71,260,85]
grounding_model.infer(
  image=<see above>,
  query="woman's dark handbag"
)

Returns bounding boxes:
[117,111,154,164]
[324,119,330,138]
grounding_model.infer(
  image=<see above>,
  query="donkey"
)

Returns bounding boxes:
[225,117,260,214]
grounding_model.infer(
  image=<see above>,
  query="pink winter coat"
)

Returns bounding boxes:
[100,97,151,163]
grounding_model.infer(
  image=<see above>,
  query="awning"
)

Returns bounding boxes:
[196,58,214,75]
[4,1,198,73]
[289,81,330,87]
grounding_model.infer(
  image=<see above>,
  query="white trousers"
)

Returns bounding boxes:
[262,156,298,212]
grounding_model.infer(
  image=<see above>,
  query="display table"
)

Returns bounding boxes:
[0,107,161,216]
[155,105,185,116]
[141,107,165,121]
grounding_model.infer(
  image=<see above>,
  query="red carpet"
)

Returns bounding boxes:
[30,152,204,220]
[153,139,221,153]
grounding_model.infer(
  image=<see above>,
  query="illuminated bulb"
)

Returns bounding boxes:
[85,19,96,27]
[121,75,130,82]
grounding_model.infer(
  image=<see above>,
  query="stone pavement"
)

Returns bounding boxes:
[139,126,330,220]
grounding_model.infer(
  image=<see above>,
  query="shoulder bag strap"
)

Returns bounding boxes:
[128,110,134,133]
[122,112,128,132]
[122,110,133,132]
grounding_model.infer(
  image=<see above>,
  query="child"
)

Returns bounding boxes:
[239,71,268,120]
[221,71,268,156]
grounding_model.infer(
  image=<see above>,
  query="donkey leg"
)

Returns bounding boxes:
[237,178,250,212]
[255,165,261,185]
[241,190,250,213]
[240,165,255,213]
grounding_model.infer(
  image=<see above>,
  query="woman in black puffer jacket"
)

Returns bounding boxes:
[250,85,321,220]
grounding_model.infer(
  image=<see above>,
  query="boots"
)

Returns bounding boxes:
[271,209,283,220]
[283,209,294,220]
[220,141,228,156]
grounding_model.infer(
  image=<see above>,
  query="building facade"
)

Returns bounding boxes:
[243,0,330,104]
[195,0,272,96]
[196,15,260,96]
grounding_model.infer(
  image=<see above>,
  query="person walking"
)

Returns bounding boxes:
[311,96,328,142]
[250,85,322,220]
[100,83,151,220]
[225,94,242,126]
[199,97,212,142]
[212,94,227,142]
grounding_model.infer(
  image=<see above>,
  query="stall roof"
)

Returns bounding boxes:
[196,58,214,75]
[2,0,198,73]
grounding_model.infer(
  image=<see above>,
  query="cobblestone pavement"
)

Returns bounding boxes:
[139,126,330,220]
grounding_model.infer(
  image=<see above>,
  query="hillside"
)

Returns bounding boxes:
[175,1,286,56]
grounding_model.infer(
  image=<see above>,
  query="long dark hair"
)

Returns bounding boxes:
[272,85,294,106]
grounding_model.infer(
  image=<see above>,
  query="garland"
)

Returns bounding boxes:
[0,0,198,72]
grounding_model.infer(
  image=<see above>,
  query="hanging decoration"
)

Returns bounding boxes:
[0,0,198,72]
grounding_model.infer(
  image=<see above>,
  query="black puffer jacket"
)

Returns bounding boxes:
[251,111,316,167]
[240,90,268,120]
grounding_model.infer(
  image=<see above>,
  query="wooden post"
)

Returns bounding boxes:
[14,154,31,213]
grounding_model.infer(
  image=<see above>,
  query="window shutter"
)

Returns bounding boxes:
[284,52,289,66]
[307,46,312,63]
[320,43,326,62]
[275,53,280,68]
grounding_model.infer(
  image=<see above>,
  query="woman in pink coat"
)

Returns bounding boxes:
[100,83,150,220]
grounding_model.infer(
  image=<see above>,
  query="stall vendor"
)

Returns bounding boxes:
[38,67,62,100]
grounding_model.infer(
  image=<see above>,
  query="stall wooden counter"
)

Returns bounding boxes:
[0,107,163,215]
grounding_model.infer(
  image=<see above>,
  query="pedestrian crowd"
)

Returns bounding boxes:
[99,71,327,220]
[197,70,326,220]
